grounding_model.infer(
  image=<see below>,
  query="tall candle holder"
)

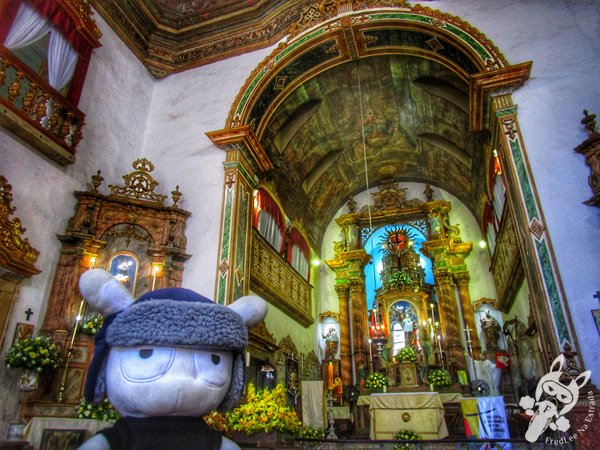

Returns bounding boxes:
[58,257,95,402]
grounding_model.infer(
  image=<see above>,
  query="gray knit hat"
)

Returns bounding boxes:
[80,269,267,412]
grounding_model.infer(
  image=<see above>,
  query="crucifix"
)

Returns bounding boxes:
[463,327,477,380]
[24,308,34,321]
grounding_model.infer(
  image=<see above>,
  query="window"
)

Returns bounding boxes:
[0,0,101,105]
[288,226,310,281]
[253,188,285,253]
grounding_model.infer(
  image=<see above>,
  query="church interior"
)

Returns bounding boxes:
[0,0,599,448]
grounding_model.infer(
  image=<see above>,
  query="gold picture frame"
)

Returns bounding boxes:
[39,429,85,450]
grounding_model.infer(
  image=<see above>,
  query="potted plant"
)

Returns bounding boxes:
[365,371,389,393]
[224,383,302,445]
[4,335,59,391]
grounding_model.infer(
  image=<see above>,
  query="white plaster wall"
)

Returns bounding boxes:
[139,46,275,299]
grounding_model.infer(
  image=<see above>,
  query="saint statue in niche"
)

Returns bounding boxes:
[259,360,276,390]
[322,327,339,360]
[480,310,501,351]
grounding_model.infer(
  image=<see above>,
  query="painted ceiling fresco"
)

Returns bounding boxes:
[260,55,488,246]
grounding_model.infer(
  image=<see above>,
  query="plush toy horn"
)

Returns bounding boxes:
[79,269,134,403]
[79,268,135,316]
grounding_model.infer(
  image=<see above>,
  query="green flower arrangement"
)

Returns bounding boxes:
[296,426,326,439]
[396,346,417,363]
[5,335,59,372]
[75,398,120,422]
[389,271,413,286]
[394,429,421,449]
[225,383,302,436]
[365,372,389,391]
[77,312,104,336]
[428,368,452,387]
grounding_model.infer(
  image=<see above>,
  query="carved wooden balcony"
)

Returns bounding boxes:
[0,45,85,165]
[250,228,313,327]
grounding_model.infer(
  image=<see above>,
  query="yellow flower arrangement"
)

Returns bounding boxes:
[5,335,59,372]
[77,312,104,336]
[224,383,302,436]
[75,398,120,422]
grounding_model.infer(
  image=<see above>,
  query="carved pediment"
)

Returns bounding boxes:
[0,175,40,278]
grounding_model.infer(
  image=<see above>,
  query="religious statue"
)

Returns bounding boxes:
[322,327,339,360]
[401,314,414,345]
[259,360,276,390]
[480,310,501,351]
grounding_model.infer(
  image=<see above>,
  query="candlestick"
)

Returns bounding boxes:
[437,334,444,369]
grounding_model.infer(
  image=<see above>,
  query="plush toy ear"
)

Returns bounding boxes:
[228,295,267,327]
[79,268,134,317]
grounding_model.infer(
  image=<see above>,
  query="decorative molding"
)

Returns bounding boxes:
[0,175,40,278]
[574,110,600,208]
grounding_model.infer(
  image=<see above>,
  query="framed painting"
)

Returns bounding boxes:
[285,355,299,406]
[592,309,600,334]
[12,322,34,346]
[39,429,85,450]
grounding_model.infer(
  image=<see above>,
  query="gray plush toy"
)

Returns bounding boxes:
[77,268,267,450]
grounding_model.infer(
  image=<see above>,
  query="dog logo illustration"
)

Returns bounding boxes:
[519,354,591,442]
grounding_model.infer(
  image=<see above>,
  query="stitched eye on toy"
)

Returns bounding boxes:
[121,347,175,382]
[193,350,233,386]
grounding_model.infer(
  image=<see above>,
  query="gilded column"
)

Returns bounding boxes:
[206,126,272,305]
[335,284,353,387]
[435,272,465,369]
[455,272,481,359]
[349,280,369,386]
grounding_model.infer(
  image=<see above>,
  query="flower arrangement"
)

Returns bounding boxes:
[5,335,59,372]
[75,398,120,422]
[365,372,389,391]
[389,271,413,286]
[77,312,104,336]
[225,383,302,436]
[428,368,452,386]
[296,426,326,439]
[396,346,417,363]
[394,429,421,449]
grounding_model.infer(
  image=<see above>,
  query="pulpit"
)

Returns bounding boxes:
[357,392,449,440]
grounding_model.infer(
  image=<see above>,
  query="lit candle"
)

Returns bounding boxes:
[89,256,96,270]
[328,362,334,390]
[437,334,443,367]
[152,265,159,290]
[430,303,434,321]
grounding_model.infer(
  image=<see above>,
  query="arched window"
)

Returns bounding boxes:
[288,226,310,281]
[253,188,285,253]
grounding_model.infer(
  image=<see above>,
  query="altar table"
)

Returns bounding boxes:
[357,392,449,440]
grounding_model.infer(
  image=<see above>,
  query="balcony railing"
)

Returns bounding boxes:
[0,45,85,165]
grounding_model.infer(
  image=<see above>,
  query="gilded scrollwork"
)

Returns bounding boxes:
[0,175,40,274]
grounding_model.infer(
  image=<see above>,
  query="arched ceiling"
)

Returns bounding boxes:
[260,54,489,248]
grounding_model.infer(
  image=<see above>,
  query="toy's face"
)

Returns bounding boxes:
[105,346,233,417]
